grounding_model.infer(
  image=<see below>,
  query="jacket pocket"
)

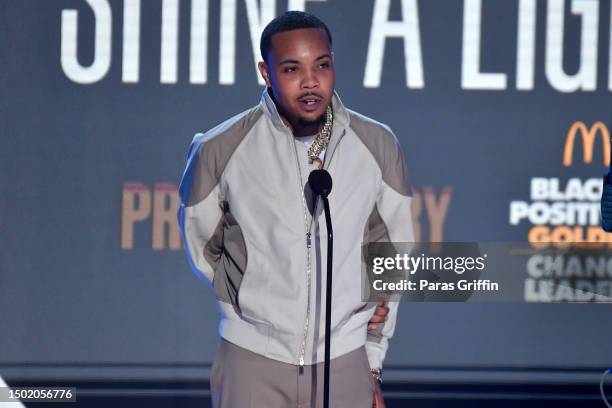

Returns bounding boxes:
[235,260,272,327]
[212,203,248,309]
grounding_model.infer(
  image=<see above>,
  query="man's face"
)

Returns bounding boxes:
[258,28,335,133]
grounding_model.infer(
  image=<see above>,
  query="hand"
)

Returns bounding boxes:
[372,382,385,407]
[368,300,389,331]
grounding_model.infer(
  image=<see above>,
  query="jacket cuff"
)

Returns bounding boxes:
[365,339,387,369]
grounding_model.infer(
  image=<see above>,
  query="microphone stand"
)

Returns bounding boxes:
[321,194,333,408]
[308,169,333,408]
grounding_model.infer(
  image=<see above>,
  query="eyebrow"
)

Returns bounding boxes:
[278,54,332,65]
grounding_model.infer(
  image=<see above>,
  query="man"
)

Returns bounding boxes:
[178,11,414,407]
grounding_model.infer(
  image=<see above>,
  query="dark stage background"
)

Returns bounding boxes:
[1,0,611,406]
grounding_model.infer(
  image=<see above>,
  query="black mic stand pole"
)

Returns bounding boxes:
[308,169,334,408]
[321,194,333,408]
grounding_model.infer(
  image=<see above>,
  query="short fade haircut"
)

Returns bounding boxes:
[260,11,332,62]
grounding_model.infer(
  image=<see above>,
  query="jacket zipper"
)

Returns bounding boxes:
[289,127,343,374]
[289,137,313,375]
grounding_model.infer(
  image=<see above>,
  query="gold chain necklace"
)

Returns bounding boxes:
[307,105,333,168]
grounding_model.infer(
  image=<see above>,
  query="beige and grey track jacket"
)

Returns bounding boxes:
[178,90,414,370]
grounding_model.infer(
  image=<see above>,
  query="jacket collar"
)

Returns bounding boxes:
[259,88,351,134]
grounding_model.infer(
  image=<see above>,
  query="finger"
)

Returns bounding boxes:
[377,303,389,310]
[368,323,377,330]
[369,315,384,323]
[374,304,385,313]
[374,306,389,316]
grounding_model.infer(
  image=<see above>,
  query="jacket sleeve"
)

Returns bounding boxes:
[365,130,415,370]
[177,133,224,285]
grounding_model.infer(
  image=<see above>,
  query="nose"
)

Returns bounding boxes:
[301,68,318,89]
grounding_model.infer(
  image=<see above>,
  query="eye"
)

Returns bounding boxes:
[283,66,298,73]
[319,62,330,69]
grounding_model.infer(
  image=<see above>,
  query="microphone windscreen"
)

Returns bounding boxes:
[308,169,333,197]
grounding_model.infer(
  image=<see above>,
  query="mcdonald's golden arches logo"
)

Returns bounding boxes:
[562,121,610,167]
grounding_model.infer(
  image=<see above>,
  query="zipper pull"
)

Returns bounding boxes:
[299,356,305,375]
[306,232,311,249]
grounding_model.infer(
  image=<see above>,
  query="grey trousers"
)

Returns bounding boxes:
[210,338,376,408]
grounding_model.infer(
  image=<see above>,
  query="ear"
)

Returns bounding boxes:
[258,61,272,87]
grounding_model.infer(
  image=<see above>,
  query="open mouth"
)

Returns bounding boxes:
[300,98,320,105]
[298,95,323,111]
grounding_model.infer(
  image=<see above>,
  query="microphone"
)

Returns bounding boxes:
[602,169,612,232]
[308,169,333,198]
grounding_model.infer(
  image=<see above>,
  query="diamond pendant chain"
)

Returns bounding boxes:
[307,106,333,168]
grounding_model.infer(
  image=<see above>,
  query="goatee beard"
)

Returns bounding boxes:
[298,114,325,129]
